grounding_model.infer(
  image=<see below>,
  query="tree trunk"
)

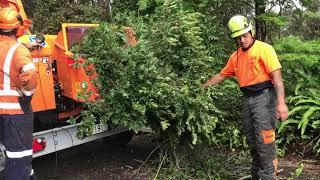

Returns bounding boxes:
[255,0,266,41]
[106,0,113,22]
[21,0,34,18]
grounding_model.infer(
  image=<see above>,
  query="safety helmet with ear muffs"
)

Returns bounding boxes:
[228,15,255,38]
[0,7,23,36]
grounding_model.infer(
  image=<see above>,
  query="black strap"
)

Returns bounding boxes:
[240,80,274,96]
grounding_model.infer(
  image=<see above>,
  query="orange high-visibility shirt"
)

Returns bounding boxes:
[220,40,282,87]
[0,35,36,114]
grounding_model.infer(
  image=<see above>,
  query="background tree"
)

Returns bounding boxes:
[255,0,267,41]
[21,0,33,18]
[30,0,105,34]
[287,0,320,40]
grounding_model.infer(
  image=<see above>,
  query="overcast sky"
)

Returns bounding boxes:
[268,0,305,13]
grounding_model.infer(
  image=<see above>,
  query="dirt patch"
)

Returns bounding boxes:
[277,157,320,180]
[32,134,320,180]
[33,134,157,180]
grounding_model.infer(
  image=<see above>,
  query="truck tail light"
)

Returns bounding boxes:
[33,138,46,153]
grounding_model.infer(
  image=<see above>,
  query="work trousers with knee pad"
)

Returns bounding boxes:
[241,88,278,180]
[0,113,34,180]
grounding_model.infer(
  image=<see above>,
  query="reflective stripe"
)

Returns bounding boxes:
[0,102,21,109]
[1,43,21,97]
[6,149,33,158]
[21,88,35,96]
[22,63,36,73]
[0,89,20,96]
[30,169,34,176]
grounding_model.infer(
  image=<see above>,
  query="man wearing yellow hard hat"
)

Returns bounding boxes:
[203,15,289,180]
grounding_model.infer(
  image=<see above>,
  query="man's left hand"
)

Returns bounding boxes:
[22,42,42,50]
[276,102,289,121]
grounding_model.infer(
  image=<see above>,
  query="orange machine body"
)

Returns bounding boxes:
[18,35,57,112]
[18,23,100,114]
[53,23,99,102]
[2,1,136,120]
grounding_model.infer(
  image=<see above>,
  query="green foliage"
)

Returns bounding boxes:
[71,0,249,152]
[274,36,320,95]
[287,86,320,136]
[148,147,248,179]
[300,0,320,12]
[209,81,247,150]
[113,0,140,13]
[294,162,304,177]
[32,0,104,34]
[287,10,320,40]
[301,11,320,39]
[274,36,320,54]
[75,0,226,149]
[257,13,288,29]
[275,36,320,155]
[257,13,289,42]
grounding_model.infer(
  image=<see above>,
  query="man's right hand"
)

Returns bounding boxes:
[202,82,210,89]
[202,74,226,89]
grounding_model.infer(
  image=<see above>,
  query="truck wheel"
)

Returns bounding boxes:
[0,143,5,179]
[104,130,134,145]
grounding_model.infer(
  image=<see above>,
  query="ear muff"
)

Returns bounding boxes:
[17,15,24,25]
[16,15,25,37]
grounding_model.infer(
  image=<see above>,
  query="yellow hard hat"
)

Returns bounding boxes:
[228,15,254,38]
[0,7,21,31]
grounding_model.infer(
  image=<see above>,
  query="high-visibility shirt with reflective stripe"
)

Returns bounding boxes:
[0,35,34,114]
[219,40,282,87]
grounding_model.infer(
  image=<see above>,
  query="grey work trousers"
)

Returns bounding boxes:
[241,88,278,180]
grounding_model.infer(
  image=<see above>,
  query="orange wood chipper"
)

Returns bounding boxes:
[0,0,137,161]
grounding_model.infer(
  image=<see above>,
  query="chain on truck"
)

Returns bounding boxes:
[0,0,136,173]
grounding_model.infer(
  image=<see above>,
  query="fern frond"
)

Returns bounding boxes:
[312,120,320,129]
[314,138,320,154]
[288,95,308,103]
[309,89,320,98]
[294,83,302,95]
[278,119,300,133]
[289,105,310,116]
[295,99,320,106]
[298,107,320,135]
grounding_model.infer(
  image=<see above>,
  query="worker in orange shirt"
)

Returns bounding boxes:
[0,7,37,180]
[203,15,289,180]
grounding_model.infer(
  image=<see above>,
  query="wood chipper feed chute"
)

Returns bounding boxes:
[53,23,100,103]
